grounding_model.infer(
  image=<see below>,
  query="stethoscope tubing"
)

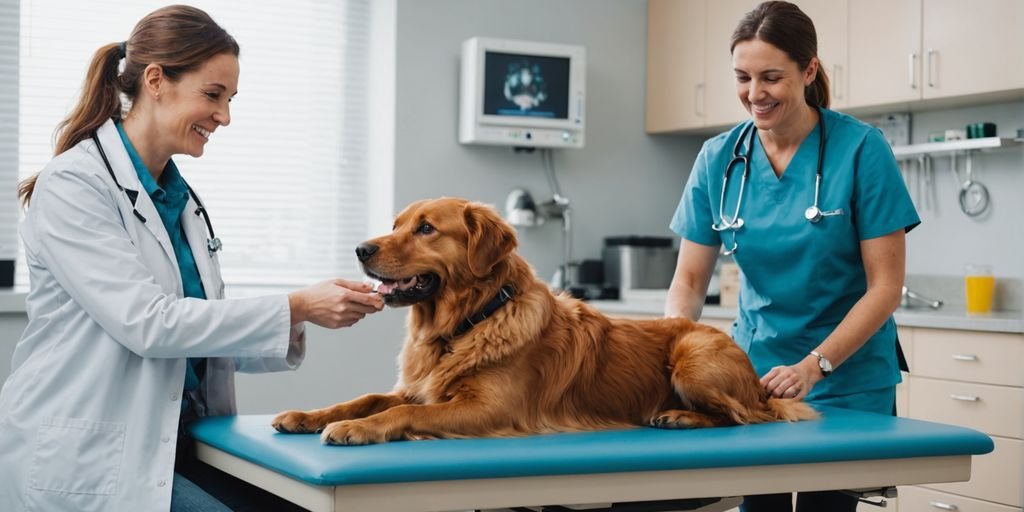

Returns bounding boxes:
[713,108,827,254]
[91,131,222,255]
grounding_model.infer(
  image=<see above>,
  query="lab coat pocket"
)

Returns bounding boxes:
[27,416,126,495]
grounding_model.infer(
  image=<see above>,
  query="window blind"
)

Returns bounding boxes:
[0,0,18,272]
[13,0,372,290]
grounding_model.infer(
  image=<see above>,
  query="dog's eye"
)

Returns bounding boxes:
[416,223,435,235]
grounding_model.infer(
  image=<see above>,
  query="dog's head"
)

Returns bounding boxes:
[356,198,518,307]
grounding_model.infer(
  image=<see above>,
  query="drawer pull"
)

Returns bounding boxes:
[949,394,980,402]
[951,353,978,362]
[928,501,959,511]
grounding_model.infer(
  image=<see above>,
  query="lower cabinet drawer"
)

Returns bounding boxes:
[921,436,1022,507]
[900,485,1020,512]
[908,377,1023,438]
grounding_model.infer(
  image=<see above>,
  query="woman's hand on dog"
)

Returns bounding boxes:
[760,356,823,401]
[288,278,385,328]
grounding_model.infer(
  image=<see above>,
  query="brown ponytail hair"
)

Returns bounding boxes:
[18,5,239,207]
[730,1,830,109]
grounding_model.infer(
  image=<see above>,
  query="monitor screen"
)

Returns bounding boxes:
[482,51,570,120]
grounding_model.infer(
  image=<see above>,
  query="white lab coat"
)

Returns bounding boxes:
[0,119,306,511]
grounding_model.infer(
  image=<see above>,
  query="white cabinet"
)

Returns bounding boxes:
[920,0,1024,100]
[902,327,1023,511]
[649,0,1024,132]
[646,0,704,132]
[701,0,759,128]
[847,0,1024,108]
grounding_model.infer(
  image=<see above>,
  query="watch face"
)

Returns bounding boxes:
[819,357,833,375]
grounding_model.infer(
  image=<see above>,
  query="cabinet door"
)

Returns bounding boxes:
[703,0,760,128]
[847,0,922,107]
[922,0,1024,99]
[646,0,706,133]
[794,0,849,109]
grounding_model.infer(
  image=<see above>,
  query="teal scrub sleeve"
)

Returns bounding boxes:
[669,144,719,246]
[852,129,922,240]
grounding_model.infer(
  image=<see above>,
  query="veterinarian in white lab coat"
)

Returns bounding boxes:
[0,6,382,512]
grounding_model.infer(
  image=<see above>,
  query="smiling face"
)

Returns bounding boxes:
[732,38,816,133]
[155,52,239,158]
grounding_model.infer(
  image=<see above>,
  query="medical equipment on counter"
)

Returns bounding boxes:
[92,132,222,255]
[711,108,838,255]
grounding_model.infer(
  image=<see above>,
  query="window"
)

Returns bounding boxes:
[4,0,383,292]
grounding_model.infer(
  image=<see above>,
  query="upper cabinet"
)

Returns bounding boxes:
[646,0,705,132]
[848,0,1024,107]
[646,0,848,133]
[919,0,1024,100]
[648,0,1024,134]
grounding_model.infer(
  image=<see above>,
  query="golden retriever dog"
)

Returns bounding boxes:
[272,198,817,445]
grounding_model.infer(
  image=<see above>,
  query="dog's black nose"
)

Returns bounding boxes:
[355,243,379,262]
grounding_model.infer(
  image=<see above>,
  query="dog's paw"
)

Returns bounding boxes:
[649,409,703,429]
[272,410,326,434]
[321,419,388,445]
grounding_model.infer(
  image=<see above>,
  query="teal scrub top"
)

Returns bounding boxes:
[670,108,920,402]
[115,122,206,411]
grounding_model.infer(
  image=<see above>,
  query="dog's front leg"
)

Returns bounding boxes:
[321,401,501,445]
[272,393,410,434]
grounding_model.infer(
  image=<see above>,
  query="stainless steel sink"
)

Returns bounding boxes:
[901,286,943,310]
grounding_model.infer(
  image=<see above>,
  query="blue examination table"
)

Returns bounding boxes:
[188,406,992,512]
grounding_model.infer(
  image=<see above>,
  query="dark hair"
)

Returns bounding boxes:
[18,4,240,207]
[730,1,830,109]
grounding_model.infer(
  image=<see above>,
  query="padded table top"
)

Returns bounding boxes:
[187,406,993,487]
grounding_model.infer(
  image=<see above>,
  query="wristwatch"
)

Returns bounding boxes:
[810,350,833,377]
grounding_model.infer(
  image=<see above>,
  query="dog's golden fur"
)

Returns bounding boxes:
[273,198,817,444]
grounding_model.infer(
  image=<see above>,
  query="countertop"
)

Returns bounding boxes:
[0,289,27,314]
[589,298,1024,334]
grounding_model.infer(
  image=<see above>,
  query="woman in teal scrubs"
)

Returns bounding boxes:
[665,2,919,511]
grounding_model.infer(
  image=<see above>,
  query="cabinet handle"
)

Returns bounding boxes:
[950,394,980,402]
[909,53,917,89]
[695,83,704,117]
[832,65,843,100]
[927,48,937,88]
[928,501,959,511]
[952,353,978,362]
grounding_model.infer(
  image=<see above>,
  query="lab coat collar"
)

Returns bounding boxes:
[93,120,180,287]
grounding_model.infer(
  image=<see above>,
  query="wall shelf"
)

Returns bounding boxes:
[891,137,1023,159]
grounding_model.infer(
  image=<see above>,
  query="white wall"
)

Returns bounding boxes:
[392,0,702,280]
[237,0,706,413]
[902,101,1024,280]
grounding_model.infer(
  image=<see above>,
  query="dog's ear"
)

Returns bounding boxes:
[464,202,517,278]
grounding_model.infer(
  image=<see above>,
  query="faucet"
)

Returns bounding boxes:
[901,286,943,309]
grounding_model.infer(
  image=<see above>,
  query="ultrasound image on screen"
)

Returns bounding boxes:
[483,51,570,119]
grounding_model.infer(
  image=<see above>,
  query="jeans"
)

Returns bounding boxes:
[170,473,232,512]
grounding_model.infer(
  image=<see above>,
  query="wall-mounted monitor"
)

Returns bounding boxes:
[459,37,585,149]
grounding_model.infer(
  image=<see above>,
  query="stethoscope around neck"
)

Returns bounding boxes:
[91,132,223,256]
[711,107,839,255]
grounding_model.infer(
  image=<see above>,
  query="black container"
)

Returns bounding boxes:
[966,122,997,139]
[0,260,13,288]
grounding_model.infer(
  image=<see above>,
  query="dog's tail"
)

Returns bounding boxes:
[765,397,820,422]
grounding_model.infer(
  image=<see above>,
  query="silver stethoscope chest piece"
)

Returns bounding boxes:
[804,205,823,223]
[712,108,828,255]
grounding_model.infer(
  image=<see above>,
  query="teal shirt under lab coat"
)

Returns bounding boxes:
[670,108,920,411]
[116,123,206,409]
